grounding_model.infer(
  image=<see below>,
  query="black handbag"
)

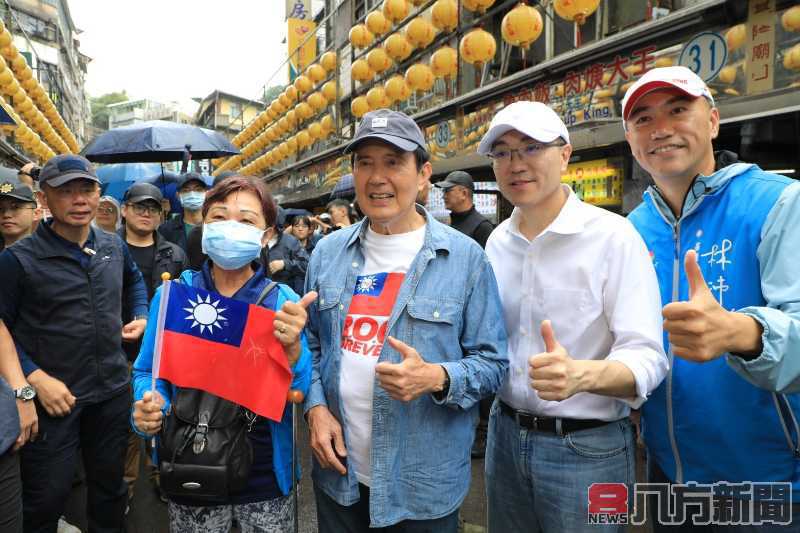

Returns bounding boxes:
[157,281,279,503]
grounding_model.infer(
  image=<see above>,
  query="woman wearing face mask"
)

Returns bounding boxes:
[130,176,316,532]
[158,172,208,254]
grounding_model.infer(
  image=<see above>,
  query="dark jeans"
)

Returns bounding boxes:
[21,390,130,533]
[648,460,800,532]
[314,483,460,533]
[0,449,22,533]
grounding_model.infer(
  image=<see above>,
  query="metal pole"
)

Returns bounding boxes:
[292,401,299,533]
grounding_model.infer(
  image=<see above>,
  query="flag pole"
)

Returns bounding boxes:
[151,272,172,394]
[287,389,304,533]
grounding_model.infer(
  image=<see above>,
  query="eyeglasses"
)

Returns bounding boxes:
[127,203,161,216]
[0,203,35,215]
[487,140,566,165]
[97,207,116,215]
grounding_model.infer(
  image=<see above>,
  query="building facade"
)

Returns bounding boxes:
[107,98,196,130]
[222,0,799,218]
[195,90,266,140]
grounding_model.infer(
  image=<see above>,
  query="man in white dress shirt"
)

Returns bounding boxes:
[479,101,669,533]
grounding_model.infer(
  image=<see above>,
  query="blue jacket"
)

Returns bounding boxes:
[628,160,800,490]
[303,207,508,527]
[131,265,312,497]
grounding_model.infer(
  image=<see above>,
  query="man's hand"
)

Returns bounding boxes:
[529,320,584,401]
[375,337,446,402]
[28,370,76,417]
[132,390,165,435]
[122,318,147,342]
[13,398,38,451]
[306,405,347,475]
[663,250,762,362]
[274,291,318,365]
[269,260,285,275]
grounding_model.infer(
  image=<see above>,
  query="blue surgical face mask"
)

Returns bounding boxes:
[180,191,205,211]
[202,220,265,270]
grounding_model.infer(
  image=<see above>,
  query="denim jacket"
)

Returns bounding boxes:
[303,207,508,527]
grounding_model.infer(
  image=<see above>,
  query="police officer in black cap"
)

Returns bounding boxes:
[0,178,40,252]
[435,171,494,249]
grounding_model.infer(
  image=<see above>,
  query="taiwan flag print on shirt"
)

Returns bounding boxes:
[341,272,404,358]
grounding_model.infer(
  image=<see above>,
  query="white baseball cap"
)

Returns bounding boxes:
[621,66,714,124]
[477,101,570,156]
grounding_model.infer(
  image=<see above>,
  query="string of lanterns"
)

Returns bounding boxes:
[215,0,602,177]
[0,20,79,163]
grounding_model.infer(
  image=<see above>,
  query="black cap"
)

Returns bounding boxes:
[124,182,163,204]
[0,177,35,202]
[39,154,100,188]
[178,172,208,190]
[344,109,428,155]
[435,171,474,191]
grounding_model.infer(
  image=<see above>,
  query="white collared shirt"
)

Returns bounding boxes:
[486,187,668,421]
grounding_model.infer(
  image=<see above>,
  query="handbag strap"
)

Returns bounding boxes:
[255,281,279,306]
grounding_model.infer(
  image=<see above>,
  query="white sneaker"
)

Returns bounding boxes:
[57,516,82,533]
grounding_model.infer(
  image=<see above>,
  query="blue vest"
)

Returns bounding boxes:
[628,165,800,489]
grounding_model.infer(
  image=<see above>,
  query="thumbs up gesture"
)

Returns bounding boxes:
[133,390,165,435]
[529,320,582,401]
[375,336,448,402]
[274,290,318,366]
[662,249,737,362]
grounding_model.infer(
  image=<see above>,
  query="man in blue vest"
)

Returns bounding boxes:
[624,66,800,530]
[0,154,149,532]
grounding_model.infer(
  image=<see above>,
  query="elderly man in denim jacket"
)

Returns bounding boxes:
[304,109,508,532]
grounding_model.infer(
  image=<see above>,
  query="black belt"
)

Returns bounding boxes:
[498,399,613,435]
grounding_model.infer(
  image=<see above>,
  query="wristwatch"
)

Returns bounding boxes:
[14,384,36,401]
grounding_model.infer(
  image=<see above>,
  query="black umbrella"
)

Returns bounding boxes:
[81,120,240,169]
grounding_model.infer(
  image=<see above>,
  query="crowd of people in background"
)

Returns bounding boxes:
[0,65,798,533]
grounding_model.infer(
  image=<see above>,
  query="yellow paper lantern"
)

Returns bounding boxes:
[351,59,375,82]
[782,5,800,32]
[277,117,289,134]
[322,80,338,102]
[285,85,299,103]
[306,64,326,84]
[553,0,600,25]
[382,0,410,23]
[297,130,312,149]
[462,0,495,14]
[725,24,746,52]
[279,92,292,108]
[430,46,458,78]
[320,51,337,72]
[0,43,18,61]
[366,86,391,110]
[294,75,313,94]
[351,96,370,118]
[655,56,674,68]
[366,11,392,35]
[385,75,411,102]
[431,0,458,32]
[502,3,543,48]
[321,114,334,133]
[308,121,323,139]
[11,55,27,72]
[295,102,313,120]
[308,91,328,111]
[267,127,279,141]
[404,63,434,92]
[286,136,298,154]
[279,142,289,157]
[349,24,374,49]
[406,17,435,49]
[459,28,497,66]
[367,47,393,73]
[0,29,11,48]
[718,65,737,84]
[384,37,411,66]
[272,99,286,114]
[0,68,12,86]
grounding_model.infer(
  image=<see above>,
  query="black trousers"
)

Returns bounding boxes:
[0,448,22,533]
[21,390,130,533]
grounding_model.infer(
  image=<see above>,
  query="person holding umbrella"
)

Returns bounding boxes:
[158,172,208,254]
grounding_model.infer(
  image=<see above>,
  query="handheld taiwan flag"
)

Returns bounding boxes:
[152,281,291,421]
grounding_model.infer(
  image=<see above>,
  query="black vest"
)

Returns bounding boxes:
[9,223,129,403]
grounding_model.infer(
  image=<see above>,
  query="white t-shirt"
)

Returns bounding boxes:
[339,223,425,486]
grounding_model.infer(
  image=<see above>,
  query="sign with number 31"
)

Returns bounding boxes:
[679,32,728,82]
